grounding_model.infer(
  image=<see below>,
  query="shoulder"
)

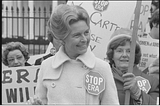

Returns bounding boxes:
[94,58,112,76]
[95,58,111,69]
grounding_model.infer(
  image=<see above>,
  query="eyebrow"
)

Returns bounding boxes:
[73,28,90,34]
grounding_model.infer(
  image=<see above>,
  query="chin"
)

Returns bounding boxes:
[79,49,87,55]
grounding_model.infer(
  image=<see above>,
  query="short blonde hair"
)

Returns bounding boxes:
[48,4,90,40]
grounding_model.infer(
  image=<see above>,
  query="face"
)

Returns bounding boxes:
[113,41,131,73]
[7,49,26,67]
[64,20,90,59]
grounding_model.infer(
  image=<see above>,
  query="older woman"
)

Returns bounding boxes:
[27,4,119,105]
[106,28,159,105]
[2,41,31,67]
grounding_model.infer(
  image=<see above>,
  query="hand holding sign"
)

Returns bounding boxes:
[123,73,141,100]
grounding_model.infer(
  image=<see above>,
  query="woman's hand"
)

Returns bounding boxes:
[122,73,141,100]
[27,95,43,105]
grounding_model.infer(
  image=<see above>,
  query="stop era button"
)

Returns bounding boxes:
[136,76,151,94]
[84,71,105,95]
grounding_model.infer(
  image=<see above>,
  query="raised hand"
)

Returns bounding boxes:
[122,73,141,100]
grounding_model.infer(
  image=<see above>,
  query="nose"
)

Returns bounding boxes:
[121,50,128,57]
[80,34,87,43]
[14,58,19,64]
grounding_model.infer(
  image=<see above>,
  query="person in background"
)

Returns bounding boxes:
[149,8,159,39]
[34,28,62,65]
[149,0,159,30]
[106,28,159,105]
[27,4,119,105]
[2,41,31,67]
[148,8,159,80]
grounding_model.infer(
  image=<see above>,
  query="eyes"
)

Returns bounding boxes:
[115,49,130,53]
[73,30,90,38]
[7,55,23,63]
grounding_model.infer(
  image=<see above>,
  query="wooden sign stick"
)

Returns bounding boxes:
[124,0,142,105]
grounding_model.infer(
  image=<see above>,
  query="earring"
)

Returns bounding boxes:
[50,47,56,55]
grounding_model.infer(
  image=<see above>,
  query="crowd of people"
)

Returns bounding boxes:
[2,0,159,105]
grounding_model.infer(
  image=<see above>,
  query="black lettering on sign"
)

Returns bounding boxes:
[16,69,30,83]
[19,88,23,102]
[90,12,120,31]
[90,45,96,51]
[34,86,36,94]
[6,88,17,103]
[140,4,150,15]
[33,68,40,83]
[25,87,30,100]
[2,70,12,84]
[90,34,102,44]
[130,20,143,32]
[139,62,146,67]
[6,87,31,103]
[134,4,150,15]
[143,53,148,57]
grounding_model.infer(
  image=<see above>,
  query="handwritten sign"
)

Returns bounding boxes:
[127,1,159,71]
[138,35,159,71]
[2,66,40,104]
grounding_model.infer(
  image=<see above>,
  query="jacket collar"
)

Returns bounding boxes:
[52,46,96,69]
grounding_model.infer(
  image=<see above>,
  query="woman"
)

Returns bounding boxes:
[2,41,31,67]
[27,4,119,105]
[106,28,159,105]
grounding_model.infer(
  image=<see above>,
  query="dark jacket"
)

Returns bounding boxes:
[112,66,159,105]
[25,62,32,66]
[34,53,53,65]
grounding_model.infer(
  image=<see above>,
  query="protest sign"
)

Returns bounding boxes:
[2,66,40,104]
[127,1,159,71]
[138,36,159,71]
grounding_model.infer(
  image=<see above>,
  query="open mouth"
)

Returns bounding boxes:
[120,60,129,62]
